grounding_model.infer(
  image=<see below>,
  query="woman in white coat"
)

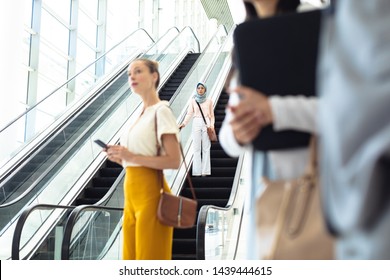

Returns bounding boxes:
[179,82,215,176]
[219,0,319,259]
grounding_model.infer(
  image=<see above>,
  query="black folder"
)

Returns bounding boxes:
[233,9,321,151]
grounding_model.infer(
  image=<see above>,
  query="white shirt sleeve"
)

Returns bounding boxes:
[269,95,318,133]
[156,103,180,145]
[218,92,246,158]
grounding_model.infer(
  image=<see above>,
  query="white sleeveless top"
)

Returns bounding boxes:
[120,101,179,167]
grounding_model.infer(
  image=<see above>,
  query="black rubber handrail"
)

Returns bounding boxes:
[0,28,185,209]
[0,28,155,134]
[61,204,123,260]
[48,28,232,260]
[11,203,75,260]
[196,152,245,260]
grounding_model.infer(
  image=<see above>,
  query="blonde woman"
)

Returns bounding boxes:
[105,58,181,260]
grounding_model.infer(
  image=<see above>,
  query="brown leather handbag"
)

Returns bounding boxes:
[153,108,197,229]
[207,127,218,142]
[256,137,334,259]
[196,100,218,142]
[157,179,197,229]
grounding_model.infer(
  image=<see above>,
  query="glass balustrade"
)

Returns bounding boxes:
[0,29,157,172]
[203,154,247,260]
[62,26,236,260]
[0,27,195,260]
[10,24,238,260]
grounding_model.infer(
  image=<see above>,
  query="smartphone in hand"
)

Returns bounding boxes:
[94,139,108,149]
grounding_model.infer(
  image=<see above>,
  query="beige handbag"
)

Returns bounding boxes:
[256,137,334,259]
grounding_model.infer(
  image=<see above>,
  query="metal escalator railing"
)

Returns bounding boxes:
[60,24,234,261]
[163,24,246,258]
[0,27,181,208]
[10,24,233,258]
[61,206,124,260]
[196,153,247,260]
[60,25,234,260]
[11,204,75,260]
[2,26,198,260]
[0,28,155,176]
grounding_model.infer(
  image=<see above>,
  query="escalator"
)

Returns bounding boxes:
[24,52,201,260]
[74,53,201,206]
[0,26,201,252]
[172,91,238,260]
[0,68,128,205]
[9,25,234,260]
[159,54,200,102]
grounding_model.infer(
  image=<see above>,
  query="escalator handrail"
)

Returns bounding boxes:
[202,25,232,86]
[174,24,233,127]
[37,34,233,260]
[61,48,235,260]
[11,203,75,260]
[180,26,201,53]
[0,27,182,182]
[167,24,230,106]
[0,73,132,209]
[196,152,246,260]
[141,26,180,57]
[0,28,155,134]
[9,48,199,259]
[58,77,219,259]
[61,204,123,260]
[153,26,200,63]
[0,28,187,209]
[61,27,241,259]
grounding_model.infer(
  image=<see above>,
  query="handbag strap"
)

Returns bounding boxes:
[154,108,197,200]
[305,136,317,177]
[195,100,208,126]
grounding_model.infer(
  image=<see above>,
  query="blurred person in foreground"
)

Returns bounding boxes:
[318,0,390,259]
[219,0,320,259]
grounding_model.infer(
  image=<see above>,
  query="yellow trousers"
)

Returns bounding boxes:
[122,166,173,260]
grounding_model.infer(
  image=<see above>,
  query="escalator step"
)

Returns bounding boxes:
[76,197,100,205]
[189,177,234,188]
[196,199,227,209]
[211,158,238,167]
[215,115,226,121]
[84,187,110,198]
[92,177,117,188]
[100,167,123,177]
[210,150,230,158]
[172,254,196,260]
[172,239,196,254]
[106,161,122,168]
[173,226,196,238]
[210,167,237,176]
[182,188,232,199]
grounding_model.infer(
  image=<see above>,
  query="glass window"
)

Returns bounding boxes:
[40,9,70,55]
[78,5,98,46]
[106,0,139,49]
[18,30,31,105]
[159,0,175,35]
[23,0,33,27]
[75,38,96,72]
[79,0,98,19]
[42,0,71,25]
[37,42,68,101]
